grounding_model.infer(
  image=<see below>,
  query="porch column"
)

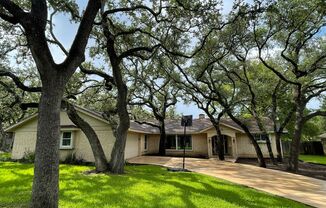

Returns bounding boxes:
[207,136,212,158]
[232,137,238,158]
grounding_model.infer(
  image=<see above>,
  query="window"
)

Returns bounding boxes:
[166,135,177,149]
[254,134,269,143]
[166,135,192,150]
[60,132,73,149]
[144,135,148,150]
[177,135,192,150]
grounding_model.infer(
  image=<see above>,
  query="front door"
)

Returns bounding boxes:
[212,135,228,155]
[212,136,218,155]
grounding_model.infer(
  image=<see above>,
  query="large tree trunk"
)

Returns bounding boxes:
[158,121,166,156]
[288,103,304,172]
[271,82,284,163]
[287,86,304,172]
[275,132,283,162]
[108,75,129,173]
[104,16,130,173]
[107,56,130,174]
[66,103,109,172]
[265,136,276,164]
[109,92,130,174]
[17,1,100,206]
[31,85,64,208]
[110,121,129,173]
[213,124,225,160]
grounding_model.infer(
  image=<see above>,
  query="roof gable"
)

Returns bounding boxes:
[5,106,111,132]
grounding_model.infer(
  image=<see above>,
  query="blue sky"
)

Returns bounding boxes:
[50,0,321,118]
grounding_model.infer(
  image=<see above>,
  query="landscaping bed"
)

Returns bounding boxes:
[236,157,326,181]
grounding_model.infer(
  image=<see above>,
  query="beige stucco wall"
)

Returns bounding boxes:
[204,125,279,159]
[235,133,278,158]
[205,125,237,138]
[11,117,38,160]
[11,110,140,161]
[145,134,160,154]
[321,138,326,154]
[143,133,208,157]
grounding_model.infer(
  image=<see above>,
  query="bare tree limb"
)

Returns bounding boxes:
[0,70,42,92]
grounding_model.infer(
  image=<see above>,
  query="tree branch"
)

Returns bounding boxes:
[118,45,161,60]
[0,0,26,23]
[60,0,101,74]
[304,110,326,123]
[133,120,160,129]
[0,12,19,24]
[0,70,42,92]
[20,102,39,110]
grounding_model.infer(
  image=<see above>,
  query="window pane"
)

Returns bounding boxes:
[254,134,268,141]
[177,135,192,150]
[253,134,261,141]
[63,132,72,139]
[62,138,71,146]
[261,134,268,141]
[166,135,176,149]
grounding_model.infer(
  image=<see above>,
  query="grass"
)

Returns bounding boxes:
[0,152,11,161]
[299,154,326,165]
[0,162,308,208]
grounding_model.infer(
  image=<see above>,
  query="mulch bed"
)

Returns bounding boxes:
[236,158,326,181]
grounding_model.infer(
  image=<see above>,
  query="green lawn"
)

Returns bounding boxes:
[299,154,326,165]
[0,152,11,161]
[0,162,307,208]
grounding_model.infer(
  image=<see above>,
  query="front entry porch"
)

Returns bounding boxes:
[207,134,238,159]
[211,135,233,156]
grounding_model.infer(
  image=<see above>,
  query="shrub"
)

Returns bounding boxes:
[20,150,35,163]
[62,152,85,165]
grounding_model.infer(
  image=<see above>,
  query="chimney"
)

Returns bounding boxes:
[199,114,205,119]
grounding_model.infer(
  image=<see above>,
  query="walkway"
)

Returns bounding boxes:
[128,156,326,208]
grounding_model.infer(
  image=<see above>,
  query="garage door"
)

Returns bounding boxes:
[125,134,139,159]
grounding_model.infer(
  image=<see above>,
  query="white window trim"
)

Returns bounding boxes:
[254,133,270,144]
[166,135,193,151]
[59,131,74,149]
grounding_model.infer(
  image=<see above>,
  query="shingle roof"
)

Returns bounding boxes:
[76,105,276,134]
[5,104,276,135]
[130,118,214,134]
[129,117,276,134]
[318,133,326,139]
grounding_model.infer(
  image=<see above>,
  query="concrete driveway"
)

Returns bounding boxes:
[127,156,326,208]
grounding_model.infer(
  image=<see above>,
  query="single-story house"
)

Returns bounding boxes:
[5,106,282,162]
